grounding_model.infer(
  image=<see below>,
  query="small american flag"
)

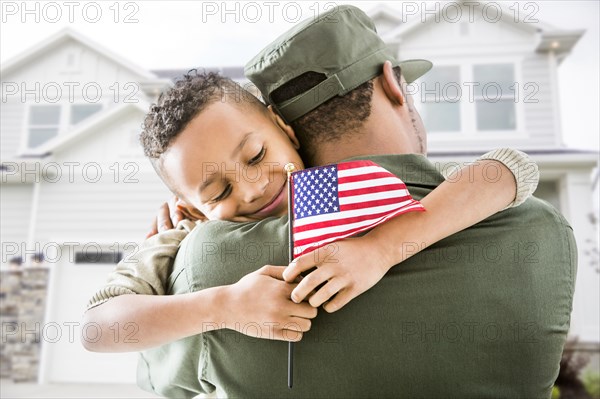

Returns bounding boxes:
[290,160,425,258]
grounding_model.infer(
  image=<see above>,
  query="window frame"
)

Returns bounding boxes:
[25,104,63,150]
[20,101,105,151]
[413,56,526,141]
[472,62,519,132]
[417,65,463,134]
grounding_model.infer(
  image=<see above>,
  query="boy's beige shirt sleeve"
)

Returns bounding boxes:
[86,219,197,310]
[476,148,539,209]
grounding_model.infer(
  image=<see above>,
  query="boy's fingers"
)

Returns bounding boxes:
[289,316,312,332]
[146,217,159,238]
[291,268,332,303]
[259,265,287,281]
[168,196,184,225]
[323,289,354,313]
[172,209,183,226]
[290,301,318,319]
[157,203,174,232]
[284,254,317,282]
[308,279,345,308]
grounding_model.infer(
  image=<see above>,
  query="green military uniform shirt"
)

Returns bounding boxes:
[138,154,576,398]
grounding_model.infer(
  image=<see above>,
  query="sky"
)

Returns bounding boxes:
[0,0,598,151]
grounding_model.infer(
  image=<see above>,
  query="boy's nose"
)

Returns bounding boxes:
[241,177,268,204]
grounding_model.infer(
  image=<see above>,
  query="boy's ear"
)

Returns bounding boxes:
[381,60,405,106]
[268,105,301,150]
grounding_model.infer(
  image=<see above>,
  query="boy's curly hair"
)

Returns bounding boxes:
[140,70,264,159]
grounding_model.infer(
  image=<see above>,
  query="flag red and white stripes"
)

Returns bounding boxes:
[291,160,425,258]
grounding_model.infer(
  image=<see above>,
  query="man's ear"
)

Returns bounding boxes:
[381,60,405,106]
[268,105,301,150]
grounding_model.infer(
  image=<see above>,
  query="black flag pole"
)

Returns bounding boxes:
[285,163,296,389]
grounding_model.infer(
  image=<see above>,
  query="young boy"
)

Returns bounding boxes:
[83,71,538,352]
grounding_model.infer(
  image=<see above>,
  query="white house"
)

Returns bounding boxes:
[0,1,597,387]
[0,28,175,384]
[369,2,599,349]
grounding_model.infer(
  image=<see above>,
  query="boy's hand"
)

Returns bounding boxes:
[283,236,391,313]
[146,196,205,238]
[224,265,318,341]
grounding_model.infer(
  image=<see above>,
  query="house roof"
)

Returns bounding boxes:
[367,3,404,24]
[378,0,583,57]
[0,27,157,80]
[20,100,151,157]
[151,66,246,82]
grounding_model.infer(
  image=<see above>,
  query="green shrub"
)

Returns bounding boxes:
[552,385,561,399]
[583,369,600,399]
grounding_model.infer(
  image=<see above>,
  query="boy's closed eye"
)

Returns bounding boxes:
[248,146,266,165]
[209,146,266,204]
[211,183,232,203]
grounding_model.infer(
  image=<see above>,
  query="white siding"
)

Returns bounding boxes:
[522,54,558,145]
[33,110,170,244]
[5,40,144,93]
[0,183,34,263]
[400,11,534,56]
[34,171,169,244]
[0,101,25,160]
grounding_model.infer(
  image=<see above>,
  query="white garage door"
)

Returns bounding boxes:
[39,249,140,384]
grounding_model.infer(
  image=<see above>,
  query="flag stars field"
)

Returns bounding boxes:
[290,160,426,257]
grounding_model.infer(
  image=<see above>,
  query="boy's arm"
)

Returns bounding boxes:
[284,148,539,312]
[86,219,196,310]
[82,265,315,352]
[83,219,316,352]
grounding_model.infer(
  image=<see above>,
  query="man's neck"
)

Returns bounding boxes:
[311,129,422,166]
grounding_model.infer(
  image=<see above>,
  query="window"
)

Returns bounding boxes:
[28,105,61,148]
[418,66,461,132]
[416,62,519,136]
[70,104,102,125]
[473,64,516,131]
[26,103,104,149]
[75,250,123,264]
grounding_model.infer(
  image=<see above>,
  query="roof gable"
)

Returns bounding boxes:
[368,4,403,23]
[368,4,405,36]
[380,0,583,56]
[1,27,156,80]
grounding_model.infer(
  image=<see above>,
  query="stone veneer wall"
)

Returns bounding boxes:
[0,267,50,382]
